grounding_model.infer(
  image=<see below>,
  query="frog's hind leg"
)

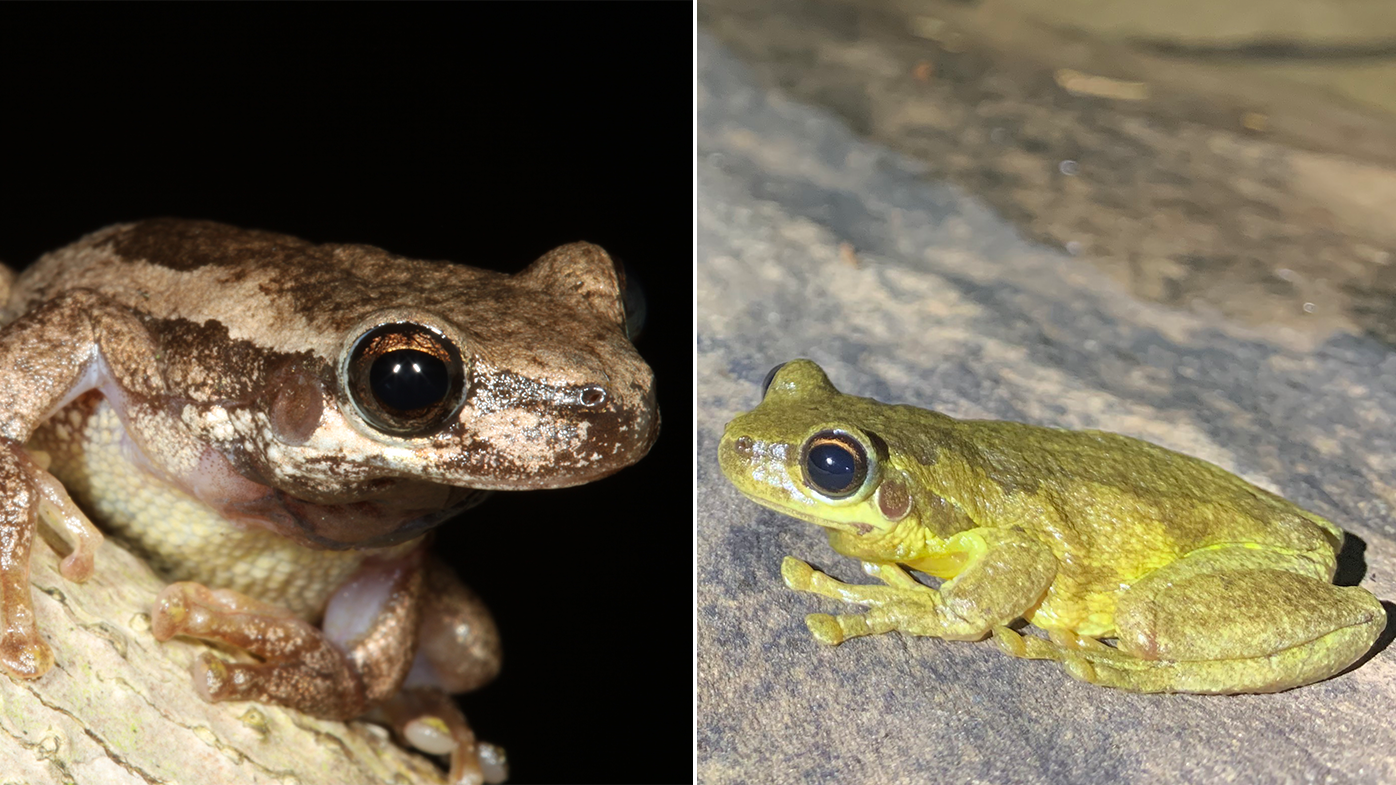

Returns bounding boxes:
[998,547,1386,693]
[381,557,505,785]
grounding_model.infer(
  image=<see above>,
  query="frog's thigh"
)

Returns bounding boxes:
[406,557,501,694]
[1100,548,1385,693]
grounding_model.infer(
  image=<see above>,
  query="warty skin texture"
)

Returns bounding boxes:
[0,219,659,785]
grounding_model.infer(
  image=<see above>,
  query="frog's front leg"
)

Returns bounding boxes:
[0,444,55,676]
[0,291,152,679]
[153,549,424,720]
[783,527,1057,646]
[996,546,1386,693]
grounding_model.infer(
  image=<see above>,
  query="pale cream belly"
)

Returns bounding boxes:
[27,394,408,621]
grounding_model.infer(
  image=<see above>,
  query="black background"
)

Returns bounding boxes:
[2,6,691,784]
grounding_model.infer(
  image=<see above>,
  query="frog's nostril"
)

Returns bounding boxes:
[734,436,755,458]
[579,385,608,407]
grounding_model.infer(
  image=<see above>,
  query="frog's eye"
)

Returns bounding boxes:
[801,430,870,499]
[760,363,786,398]
[345,323,469,437]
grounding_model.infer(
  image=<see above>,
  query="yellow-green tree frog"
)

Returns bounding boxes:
[719,360,1384,693]
[0,220,659,783]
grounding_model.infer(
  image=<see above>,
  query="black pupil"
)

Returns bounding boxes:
[806,442,860,494]
[369,349,450,412]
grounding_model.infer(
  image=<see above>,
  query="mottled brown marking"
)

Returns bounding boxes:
[143,315,319,404]
[344,550,426,705]
[104,218,324,273]
[0,442,47,676]
[922,492,978,538]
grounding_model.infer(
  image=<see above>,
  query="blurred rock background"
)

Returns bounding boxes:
[696,2,1396,782]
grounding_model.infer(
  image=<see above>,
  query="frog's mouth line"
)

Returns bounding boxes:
[745,496,876,536]
[230,486,493,551]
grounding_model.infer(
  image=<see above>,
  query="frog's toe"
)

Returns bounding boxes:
[151,584,214,641]
[190,652,235,702]
[781,557,816,591]
[155,581,368,718]
[1061,655,1100,685]
[375,686,506,785]
[1047,628,1116,653]
[0,631,54,679]
[991,626,1027,657]
[805,613,846,645]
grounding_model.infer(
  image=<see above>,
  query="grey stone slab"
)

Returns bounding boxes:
[697,30,1396,785]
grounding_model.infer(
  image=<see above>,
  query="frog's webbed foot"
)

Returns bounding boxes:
[780,557,949,646]
[992,626,1139,685]
[373,687,507,785]
[152,582,369,719]
[780,533,1057,646]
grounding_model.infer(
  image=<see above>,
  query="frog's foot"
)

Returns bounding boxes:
[804,595,968,646]
[373,686,507,785]
[781,558,934,645]
[0,445,96,679]
[0,624,53,679]
[152,582,366,719]
[992,626,1139,685]
[991,623,1344,692]
[783,556,1023,644]
[804,611,900,645]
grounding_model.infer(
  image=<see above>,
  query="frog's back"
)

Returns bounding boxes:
[931,417,1342,569]
[2,219,523,359]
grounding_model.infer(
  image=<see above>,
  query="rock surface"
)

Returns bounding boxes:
[700,0,1396,348]
[696,29,1396,785]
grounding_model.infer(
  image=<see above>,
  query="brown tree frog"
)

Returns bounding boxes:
[719,360,1384,693]
[0,219,659,783]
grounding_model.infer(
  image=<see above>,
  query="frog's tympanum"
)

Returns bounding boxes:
[719,360,1385,693]
[0,220,658,783]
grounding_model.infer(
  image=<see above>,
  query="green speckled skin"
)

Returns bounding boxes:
[719,360,1386,693]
